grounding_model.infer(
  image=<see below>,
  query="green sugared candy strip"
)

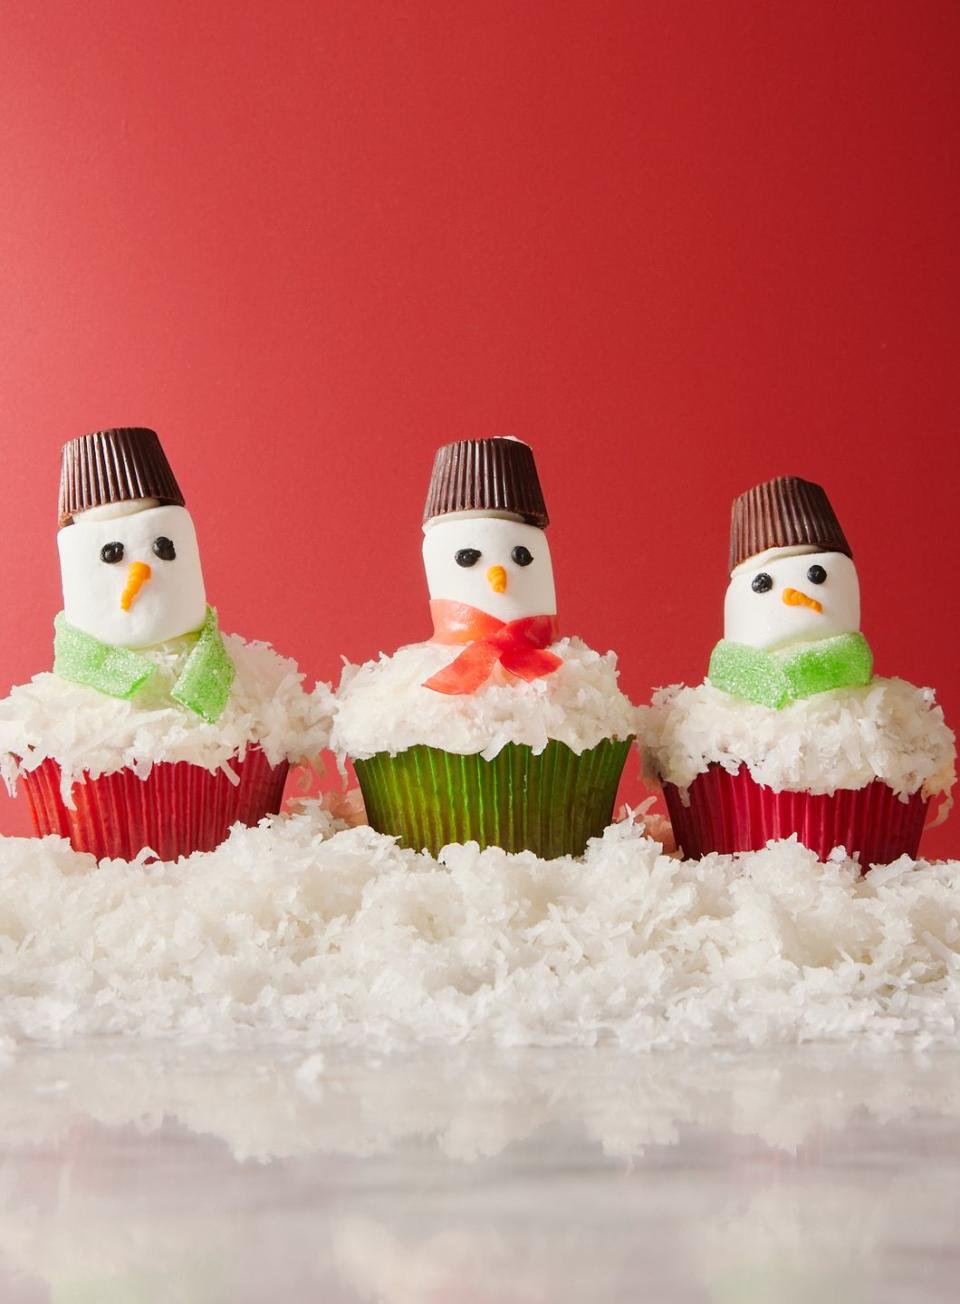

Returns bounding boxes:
[170,606,236,723]
[708,632,874,709]
[53,606,235,723]
[53,612,155,699]
[782,631,873,699]
[708,640,792,709]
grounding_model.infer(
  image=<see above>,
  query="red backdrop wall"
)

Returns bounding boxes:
[0,0,957,854]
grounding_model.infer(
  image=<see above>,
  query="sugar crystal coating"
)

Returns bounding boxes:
[708,633,874,709]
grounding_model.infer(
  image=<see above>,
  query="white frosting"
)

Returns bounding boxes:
[640,677,956,801]
[331,637,637,761]
[58,504,207,649]
[0,633,334,798]
[422,515,556,622]
[72,496,160,522]
[725,549,860,651]
[731,543,820,570]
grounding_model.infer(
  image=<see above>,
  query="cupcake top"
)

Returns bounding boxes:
[0,631,334,801]
[641,677,956,801]
[333,437,636,760]
[711,475,874,708]
[641,473,956,804]
[332,636,637,761]
[46,428,243,727]
[0,426,334,802]
[420,439,559,682]
[57,429,209,651]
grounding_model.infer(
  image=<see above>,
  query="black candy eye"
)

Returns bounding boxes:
[100,541,124,564]
[751,572,773,593]
[511,546,534,567]
[807,564,827,585]
[153,536,176,561]
[455,548,481,568]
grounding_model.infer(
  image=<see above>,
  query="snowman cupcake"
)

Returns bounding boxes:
[331,437,636,858]
[643,475,955,865]
[0,428,330,862]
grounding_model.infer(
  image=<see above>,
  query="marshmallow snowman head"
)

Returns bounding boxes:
[724,475,858,652]
[423,513,556,622]
[724,546,860,651]
[421,437,556,624]
[58,500,207,649]
[57,427,207,649]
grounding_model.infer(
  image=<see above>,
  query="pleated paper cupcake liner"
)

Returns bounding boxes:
[22,748,289,862]
[354,737,632,859]
[662,763,929,869]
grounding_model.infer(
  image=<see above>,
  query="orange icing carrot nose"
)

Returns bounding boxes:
[486,564,508,594]
[120,560,152,611]
[782,586,823,613]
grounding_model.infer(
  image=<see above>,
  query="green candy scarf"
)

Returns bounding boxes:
[708,631,874,710]
[53,605,236,724]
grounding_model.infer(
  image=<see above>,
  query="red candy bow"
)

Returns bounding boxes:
[423,599,562,696]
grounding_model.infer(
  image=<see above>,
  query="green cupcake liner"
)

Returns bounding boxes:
[354,737,633,859]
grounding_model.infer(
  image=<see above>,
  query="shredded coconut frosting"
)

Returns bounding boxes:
[0,633,334,797]
[331,637,638,761]
[641,677,956,802]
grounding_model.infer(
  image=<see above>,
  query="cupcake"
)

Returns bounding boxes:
[0,428,331,861]
[642,475,955,865]
[331,437,636,858]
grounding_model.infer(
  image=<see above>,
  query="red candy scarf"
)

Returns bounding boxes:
[423,599,562,695]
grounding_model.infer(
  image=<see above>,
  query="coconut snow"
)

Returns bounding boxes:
[0,634,334,800]
[0,806,959,1052]
[331,637,638,762]
[641,677,956,803]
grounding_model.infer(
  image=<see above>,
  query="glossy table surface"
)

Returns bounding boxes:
[0,1041,957,1302]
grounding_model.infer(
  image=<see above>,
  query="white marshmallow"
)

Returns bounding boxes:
[58,504,207,649]
[724,549,860,651]
[422,515,556,623]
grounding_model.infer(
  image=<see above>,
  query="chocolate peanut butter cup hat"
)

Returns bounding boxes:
[729,475,852,573]
[58,427,186,526]
[423,436,549,527]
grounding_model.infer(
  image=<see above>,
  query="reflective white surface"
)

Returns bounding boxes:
[0,1042,958,1301]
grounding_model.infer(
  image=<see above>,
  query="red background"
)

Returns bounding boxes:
[0,1,957,854]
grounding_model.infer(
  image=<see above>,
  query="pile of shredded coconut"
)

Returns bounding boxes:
[0,807,958,1051]
[642,677,956,802]
[0,635,334,797]
[332,637,638,761]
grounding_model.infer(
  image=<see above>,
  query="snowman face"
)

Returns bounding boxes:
[58,503,207,649]
[422,514,556,622]
[724,548,860,651]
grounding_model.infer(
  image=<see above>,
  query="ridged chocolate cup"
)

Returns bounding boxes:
[59,427,186,526]
[423,437,549,526]
[729,476,851,573]
[354,737,632,859]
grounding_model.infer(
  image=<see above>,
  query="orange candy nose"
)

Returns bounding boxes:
[486,564,508,594]
[120,560,152,611]
[781,586,823,613]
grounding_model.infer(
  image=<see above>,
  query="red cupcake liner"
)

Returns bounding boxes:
[21,748,290,862]
[662,763,929,869]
